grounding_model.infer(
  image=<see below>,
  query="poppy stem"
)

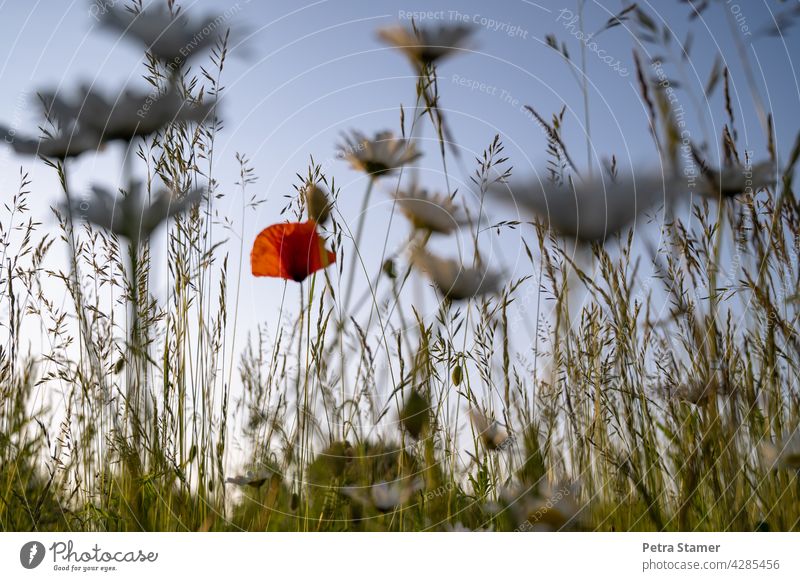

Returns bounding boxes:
[342,176,375,315]
[295,280,306,529]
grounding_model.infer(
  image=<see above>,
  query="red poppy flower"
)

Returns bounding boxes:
[251,220,336,282]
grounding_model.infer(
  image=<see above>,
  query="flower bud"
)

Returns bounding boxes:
[305,185,332,223]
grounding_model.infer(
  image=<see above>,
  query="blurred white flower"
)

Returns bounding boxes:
[0,125,102,159]
[445,522,471,532]
[377,24,475,68]
[444,522,493,532]
[412,248,502,301]
[96,1,222,65]
[672,380,712,406]
[1,82,213,158]
[761,430,800,471]
[225,469,273,488]
[470,408,510,450]
[339,130,421,177]
[502,481,581,532]
[493,172,677,242]
[42,83,214,143]
[698,161,775,198]
[397,184,464,234]
[342,478,424,512]
[72,181,203,242]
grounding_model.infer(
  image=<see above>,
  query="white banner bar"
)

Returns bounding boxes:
[1,532,798,580]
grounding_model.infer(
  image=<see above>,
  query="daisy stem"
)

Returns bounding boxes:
[723,5,770,139]
[128,239,144,445]
[342,176,375,315]
[59,162,123,498]
[578,0,592,179]
[119,234,150,527]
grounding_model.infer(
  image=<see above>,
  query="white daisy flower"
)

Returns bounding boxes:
[73,181,203,242]
[0,125,102,159]
[342,478,424,512]
[470,408,510,450]
[42,83,214,143]
[671,380,712,406]
[339,130,421,177]
[444,522,493,532]
[412,248,502,301]
[396,184,464,234]
[761,430,800,471]
[503,481,581,532]
[96,1,223,65]
[377,24,475,68]
[698,161,775,198]
[493,172,677,242]
[225,469,274,488]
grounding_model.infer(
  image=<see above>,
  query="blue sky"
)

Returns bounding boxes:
[1,0,798,358]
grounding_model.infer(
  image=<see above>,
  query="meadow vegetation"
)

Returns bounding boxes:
[0,1,799,532]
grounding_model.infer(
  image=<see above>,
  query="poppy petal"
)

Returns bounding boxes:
[251,221,336,282]
[251,223,292,278]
